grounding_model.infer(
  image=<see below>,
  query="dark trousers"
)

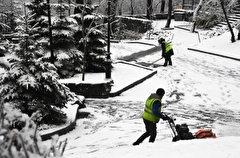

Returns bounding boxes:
[163,49,173,66]
[133,119,157,145]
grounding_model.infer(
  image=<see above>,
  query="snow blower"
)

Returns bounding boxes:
[165,114,217,142]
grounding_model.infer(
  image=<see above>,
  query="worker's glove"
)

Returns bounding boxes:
[168,116,176,123]
[162,114,170,121]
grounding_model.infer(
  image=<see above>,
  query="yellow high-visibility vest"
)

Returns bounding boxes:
[142,97,162,123]
[163,41,172,53]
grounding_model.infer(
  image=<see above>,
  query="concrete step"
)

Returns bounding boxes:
[210,13,240,30]
[216,22,227,27]
[229,15,240,20]
[228,18,239,22]
[233,10,240,14]
[232,4,240,14]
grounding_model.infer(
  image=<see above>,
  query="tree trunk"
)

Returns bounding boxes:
[160,0,165,13]
[130,0,134,15]
[112,0,118,16]
[190,0,204,33]
[237,21,240,40]
[147,0,153,19]
[165,0,172,28]
[74,0,84,13]
[238,30,240,40]
[220,0,235,43]
[118,0,123,15]
[47,0,54,64]
[68,0,71,15]
[76,0,84,4]
[74,0,86,81]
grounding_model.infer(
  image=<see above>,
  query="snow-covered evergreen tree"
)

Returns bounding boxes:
[0,8,78,125]
[73,1,107,72]
[0,13,10,34]
[46,0,83,78]
[25,0,49,39]
[2,0,22,33]
[0,102,67,158]
[0,13,10,58]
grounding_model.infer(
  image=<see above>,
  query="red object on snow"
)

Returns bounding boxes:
[195,128,217,139]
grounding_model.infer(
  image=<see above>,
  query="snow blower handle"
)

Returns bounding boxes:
[162,113,176,122]
[164,115,180,141]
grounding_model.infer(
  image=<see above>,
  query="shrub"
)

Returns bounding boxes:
[0,102,67,158]
[196,12,225,29]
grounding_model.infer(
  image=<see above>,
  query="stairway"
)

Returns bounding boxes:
[211,4,240,30]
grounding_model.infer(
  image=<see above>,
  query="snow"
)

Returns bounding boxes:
[190,29,240,59]
[40,102,79,135]
[59,61,155,92]
[43,20,240,158]
[111,42,155,59]
[110,62,155,92]
[1,19,240,158]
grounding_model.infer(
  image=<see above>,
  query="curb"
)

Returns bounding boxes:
[110,70,157,97]
[110,61,157,97]
[188,47,240,61]
[41,121,77,141]
[40,104,80,141]
[174,25,199,33]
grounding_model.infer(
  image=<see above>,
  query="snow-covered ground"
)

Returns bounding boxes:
[1,19,239,157]
[42,20,240,158]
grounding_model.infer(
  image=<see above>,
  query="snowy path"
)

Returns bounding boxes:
[58,50,240,157]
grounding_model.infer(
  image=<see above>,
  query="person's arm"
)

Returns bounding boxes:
[152,100,166,119]
[161,42,165,56]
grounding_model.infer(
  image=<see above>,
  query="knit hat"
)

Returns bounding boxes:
[158,38,165,43]
[156,88,165,96]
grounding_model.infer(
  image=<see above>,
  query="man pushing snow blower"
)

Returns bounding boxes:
[133,88,170,145]
[132,88,216,145]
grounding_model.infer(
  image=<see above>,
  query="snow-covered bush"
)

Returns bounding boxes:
[120,30,142,40]
[0,102,66,158]
[194,0,236,29]
[196,12,224,29]
[148,30,174,42]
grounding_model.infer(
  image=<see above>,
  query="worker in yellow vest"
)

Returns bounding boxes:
[132,88,170,145]
[158,38,174,66]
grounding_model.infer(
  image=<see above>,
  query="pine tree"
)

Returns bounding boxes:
[25,0,49,39]
[0,0,22,33]
[73,1,107,73]
[0,13,10,59]
[0,7,78,125]
[47,0,83,78]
